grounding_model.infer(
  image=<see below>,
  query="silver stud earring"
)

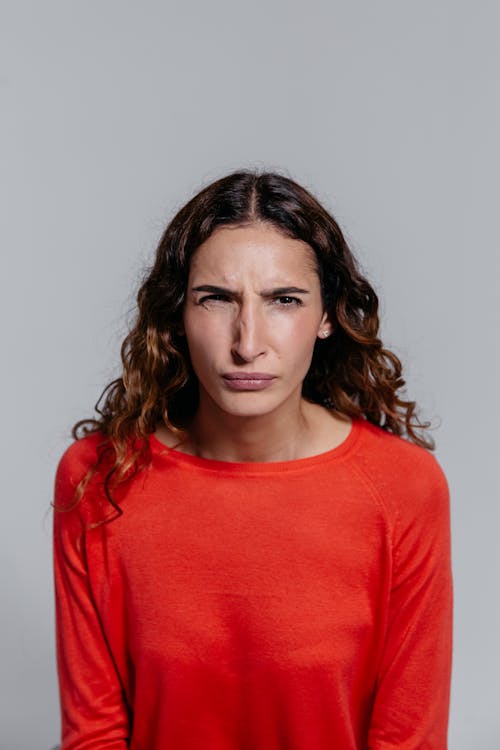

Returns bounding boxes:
[321,330,329,338]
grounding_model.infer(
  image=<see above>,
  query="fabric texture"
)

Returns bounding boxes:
[52,415,453,749]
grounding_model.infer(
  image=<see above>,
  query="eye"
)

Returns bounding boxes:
[198,294,230,304]
[274,296,303,306]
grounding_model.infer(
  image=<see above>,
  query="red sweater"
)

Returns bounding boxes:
[52,415,453,749]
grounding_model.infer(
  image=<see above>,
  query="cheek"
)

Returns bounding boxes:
[183,321,226,366]
[281,314,319,346]
[282,318,320,366]
[185,331,209,357]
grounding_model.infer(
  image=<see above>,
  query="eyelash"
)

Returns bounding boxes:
[198,295,228,306]
[198,295,303,307]
[276,296,302,306]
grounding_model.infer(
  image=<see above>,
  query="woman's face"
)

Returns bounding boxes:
[181,222,333,419]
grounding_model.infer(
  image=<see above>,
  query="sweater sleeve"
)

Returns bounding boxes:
[367,451,453,750]
[52,446,131,750]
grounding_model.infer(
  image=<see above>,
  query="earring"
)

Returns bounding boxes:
[321,330,329,338]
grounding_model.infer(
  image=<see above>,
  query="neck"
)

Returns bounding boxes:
[186,392,314,463]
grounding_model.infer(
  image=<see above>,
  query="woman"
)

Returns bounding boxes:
[52,169,453,749]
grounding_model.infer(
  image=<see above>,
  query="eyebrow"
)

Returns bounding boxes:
[191,284,311,297]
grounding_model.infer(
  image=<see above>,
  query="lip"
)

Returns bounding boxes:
[222,372,276,391]
[222,372,275,380]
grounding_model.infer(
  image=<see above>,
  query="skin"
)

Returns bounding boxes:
[155,221,352,462]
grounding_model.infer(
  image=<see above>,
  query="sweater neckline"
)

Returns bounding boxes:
[148,415,364,473]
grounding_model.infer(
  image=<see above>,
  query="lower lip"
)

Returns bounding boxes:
[222,377,275,391]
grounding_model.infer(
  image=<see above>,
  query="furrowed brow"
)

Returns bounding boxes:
[263,286,311,296]
[191,284,311,296]
[191,285,235,294]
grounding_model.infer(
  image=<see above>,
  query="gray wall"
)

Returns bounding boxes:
[2,1,498,748]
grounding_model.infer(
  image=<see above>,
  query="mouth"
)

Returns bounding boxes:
[221,373,276,390]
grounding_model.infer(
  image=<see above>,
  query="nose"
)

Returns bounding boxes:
[231,300,267,362]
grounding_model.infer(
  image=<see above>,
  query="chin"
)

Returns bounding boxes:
[212,391,293,419]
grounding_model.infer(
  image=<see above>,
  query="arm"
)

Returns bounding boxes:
[368,452,453,750]
[53,447,131,749]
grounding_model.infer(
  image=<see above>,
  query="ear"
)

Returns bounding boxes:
[163,324,185,342]
[173,320,185,336]
[317,311,334,340]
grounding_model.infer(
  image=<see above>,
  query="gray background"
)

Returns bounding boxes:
[2,1,498,748]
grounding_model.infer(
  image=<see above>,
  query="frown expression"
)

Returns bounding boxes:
[181,222,333,418]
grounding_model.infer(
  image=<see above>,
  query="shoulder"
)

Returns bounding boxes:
[352,418,450,528]
[354,417,448,481]
[53,431,111,527]
[54,432,107,494]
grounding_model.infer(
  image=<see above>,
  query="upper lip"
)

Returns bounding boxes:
[222,372,276,380]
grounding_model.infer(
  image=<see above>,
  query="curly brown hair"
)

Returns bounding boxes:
[55,168,435,519]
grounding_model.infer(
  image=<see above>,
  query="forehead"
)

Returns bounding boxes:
[188,223,318,281]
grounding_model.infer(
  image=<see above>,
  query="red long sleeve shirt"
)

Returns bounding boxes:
[52,415,453,749]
